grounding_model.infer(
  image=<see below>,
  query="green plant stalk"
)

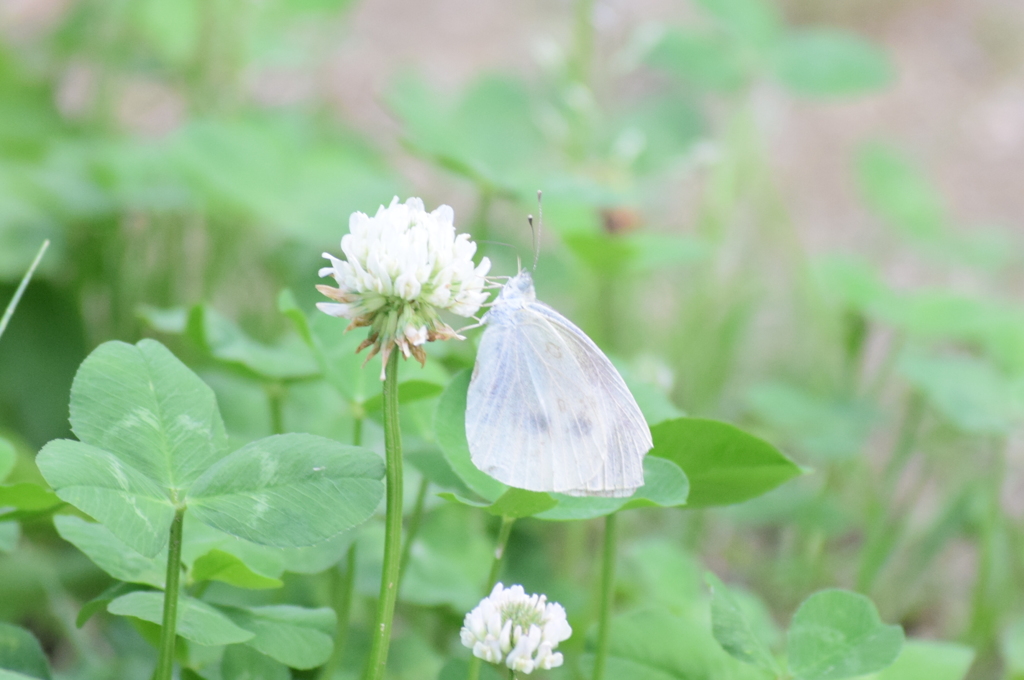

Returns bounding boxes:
[363,351,403,680]
[0,239,49,343]
[967,441,1007,652]
[486,516,516,589]
[467,515,517,680]
[267,382,285,435]
[592,513,617,680]
[155,507,186,680]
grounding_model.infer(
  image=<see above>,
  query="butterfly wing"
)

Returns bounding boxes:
[466,300,651,497]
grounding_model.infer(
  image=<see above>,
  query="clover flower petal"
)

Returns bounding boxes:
[460,583,571,674]
[317,196,491,378]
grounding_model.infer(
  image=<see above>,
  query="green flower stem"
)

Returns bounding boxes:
[486,516,516,589]
[467,515,517,680]
[592,512,617,680]
[155,507,186,680]
[0,239,48,343]
[398,475,431,591]
[363,351,403,680]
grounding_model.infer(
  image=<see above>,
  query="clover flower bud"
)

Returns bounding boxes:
[317,196,491,378]
[460,583,572,674]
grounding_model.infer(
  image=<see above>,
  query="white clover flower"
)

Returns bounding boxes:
[460,583,572,675]
[317,196,491,378]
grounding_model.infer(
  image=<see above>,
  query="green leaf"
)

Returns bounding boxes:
[191,549,284,590]
[136,305,188,334]
[363,380,444,412]
[187,304,319,381]
[536,456,689,520]
[220,605,335,669]
[36,439,176,557]
[650,418,801,507]
[221,646,290,680]
[0,623,51,680]
[389,74,545,194]
[75,582,150,628]
[645,29,747,91]
[406,448,475,497]
[858,639,973,680]
[706,572,782,674]
[898,350,1022,435]
[0,483,61,513]
[434,370,507,501]
[787,589,904,680]
[693,0,782,50]
[484,488,557,517]
[54,515,165,587]
[578,608,767,680]
[186,433,384,547]
[745,382,876,461]
[108,591,254,647]
[277,289,314,349]
[0,437,14,482]
[775,30,892,97]
[68,339,229,491]
[37,339,229,555]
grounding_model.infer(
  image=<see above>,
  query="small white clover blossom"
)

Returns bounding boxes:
[317,196,491,378]
[460,583,572,675]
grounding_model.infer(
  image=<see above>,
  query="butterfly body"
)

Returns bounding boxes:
[466,271,652,497]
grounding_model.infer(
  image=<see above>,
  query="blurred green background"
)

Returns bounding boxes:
[3,0,1024,677]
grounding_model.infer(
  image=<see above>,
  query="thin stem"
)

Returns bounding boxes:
[363,351,403,680]
[398,476,431,591]
[471,187,494,249]
[352,415,364,447]
[267,382,285,435]
[486,516,516,590]
[592,513,617,680]
[467,516,517,680]
[0,239,49,343]
[318,543,358,680]
[155,507,186,680]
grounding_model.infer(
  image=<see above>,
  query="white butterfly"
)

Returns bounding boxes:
[465,271,652,498]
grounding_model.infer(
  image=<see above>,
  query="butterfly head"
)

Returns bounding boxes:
[496,271,536,306]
